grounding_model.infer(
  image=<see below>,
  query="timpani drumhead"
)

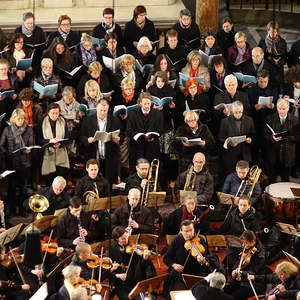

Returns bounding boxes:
[265,182,300,199]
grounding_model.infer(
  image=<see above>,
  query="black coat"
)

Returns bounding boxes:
[219,206,260,236]
[74,174,110,200]
[111,202,154,234]
[46,30,81,49]
[288,38,300,67]
[219,115,255,172]
[92,22,124,48]
[172,21,201,49]
[79,113,121,184]
[113,69,145,94]
[264,112,299,167]
[124,18,157,54]
[192,279,233,300]
[217,27,236,54]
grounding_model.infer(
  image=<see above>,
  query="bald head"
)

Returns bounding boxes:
[193,152,206,172]
[128,188,141,208]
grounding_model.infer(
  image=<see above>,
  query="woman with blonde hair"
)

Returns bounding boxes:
[114,54,144,94]
[76,33,99,68]
[181,50,210,91]
[81,79,103,110]
[0,107,34,215]
[76,60,112,100]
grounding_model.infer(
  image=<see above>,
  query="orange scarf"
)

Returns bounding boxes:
[23,103,33,126]
[122,90,135,103]
[189,69,198,78]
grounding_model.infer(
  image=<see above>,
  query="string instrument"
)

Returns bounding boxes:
[184,236,209,266]
[125,243,160,256]
[40,241,73,254]
[74,278,110,290]
[1,249,23,268]
[0,280,15,287]
[240,246,257,269]
[87,254,100,269]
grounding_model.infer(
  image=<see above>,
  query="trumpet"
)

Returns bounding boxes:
[235,165,262,198]
[184,165,196,191]
[141,159,160,206]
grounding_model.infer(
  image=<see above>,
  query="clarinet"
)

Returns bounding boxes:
[127,206,134,236]
[0,209,5,229]
[77,215,85,242]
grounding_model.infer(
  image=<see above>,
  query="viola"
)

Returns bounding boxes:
[87,254,100,268]
[125,243,160,256]
[40,239,73,254]
[1,249,23,268]
[184,236,209,266]
[240,246,257,269]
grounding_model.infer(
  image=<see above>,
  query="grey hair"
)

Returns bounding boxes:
[70,287,88,300]
[277,97,290,108]
[128,188,141,197]
[23,11,34,21]
[62,86,74,97]
[62,265,81,279]
[137,36,153,51]
[41,58,53,68]
[209,272,226,290]
[224,74,238,85]
[231,100,244,110]
[180,8,191,17]
[52,176,66,187]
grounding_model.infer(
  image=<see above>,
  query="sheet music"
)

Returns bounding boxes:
[171,290,196,300]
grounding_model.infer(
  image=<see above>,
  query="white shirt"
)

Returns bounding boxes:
[97,117,107,159]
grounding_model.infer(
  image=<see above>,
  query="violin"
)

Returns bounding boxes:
[240,246,257,269]
[125,243,160,256]
[1,249,24,268]
[184,236,209,266]
[0,280,15,287]
[87,254,100,268]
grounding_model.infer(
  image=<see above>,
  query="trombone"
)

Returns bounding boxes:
[235,165,262,198]
[141,159,160,206]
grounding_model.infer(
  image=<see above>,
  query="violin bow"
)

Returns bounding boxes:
[9,246,26,284]
[248,276,259,300]
[42,229,54,268]
[125,233,140,278]
[98,247,104,283]
[236,246,246,277]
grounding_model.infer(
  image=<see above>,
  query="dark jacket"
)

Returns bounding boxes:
[288,38,300,67]
[0,124,34,170]
[227,43,252,71]
[175,166,214,204]
[46,30,81,49]
[217,27,236,53]
[113,69,145,94]
[219,206,260,236]
[124,18,157,54]
[192,279,233,300]
[75,174,110,200]
[92,22,124,48]
[70,254,91,280]
[222,172,261,204]
[79,113,121,184]
[264,112,299,167]
[15,25,46,46]
[111,202,154,234]
[57,284,70,300]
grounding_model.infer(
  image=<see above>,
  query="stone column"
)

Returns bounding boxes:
[195,0,219,33]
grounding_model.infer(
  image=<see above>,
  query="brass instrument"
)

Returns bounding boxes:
[28,194,49,213]
[235,165,262,198]
[141,159,160,206]
[83,182,100,204]
[184,165,196,191]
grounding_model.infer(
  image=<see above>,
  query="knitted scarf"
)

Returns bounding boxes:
[101,21,116,34]
[80,44,97,67]
[122,90,135,103]
[181,206,194,223]
[265,33,280,56]
[21,23,34,37]
[58,27,68,41]
[235,46,246,65]
[23,103,33,126]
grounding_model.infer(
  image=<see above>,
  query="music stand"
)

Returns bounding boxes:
[46,253,73,279]
[128,273,169,299]
[21,215,58,235]
[54,208,67,218]
[0,223,23,245]
[182,274,203,289]
[90,241,104,254]
[129,234,158,246]
[83,195,127,211]
[206,235,242,248]
[282,250,300,268]
[147,192,166,207]
[217,192,234,205]
[276,222,299,236]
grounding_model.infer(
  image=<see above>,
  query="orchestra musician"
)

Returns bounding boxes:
[75,158,110,201]
[111,188,154,235]
[109,226,157,300]
[192,271,233,300]
[222,160,261,206]
[58,265,81,300]
[0,245,30,300]
[175,152,214,205]
[248,261,300,300]
[163,193,209,235]
[163,220,222,293]
[56,197,96,249]
[224,230,265,300]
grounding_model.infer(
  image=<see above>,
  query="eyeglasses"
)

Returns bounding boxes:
[186,119,197,123]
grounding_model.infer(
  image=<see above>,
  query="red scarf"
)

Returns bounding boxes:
[122,91,135,103]
[181,206,194,223]
[189,69,198,78]
[23,103,33,126]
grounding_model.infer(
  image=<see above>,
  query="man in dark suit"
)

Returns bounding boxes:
[126,92,163,171]
[79,99,121,185]
[219,101,255,176]
[192,271,233,300]
[264,98,300,183]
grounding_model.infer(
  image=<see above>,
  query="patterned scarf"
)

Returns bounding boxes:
[86,98,99,109]
[22,23,34,37]
[181,206,194,223]
[80,44,97,67]
[265,33,280,56]
[122,90,135,103]
[101,21,116,34]
[235,46,246,65]
[10,123,26,149]
[58,27,68,41]
[23,103,33,126]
